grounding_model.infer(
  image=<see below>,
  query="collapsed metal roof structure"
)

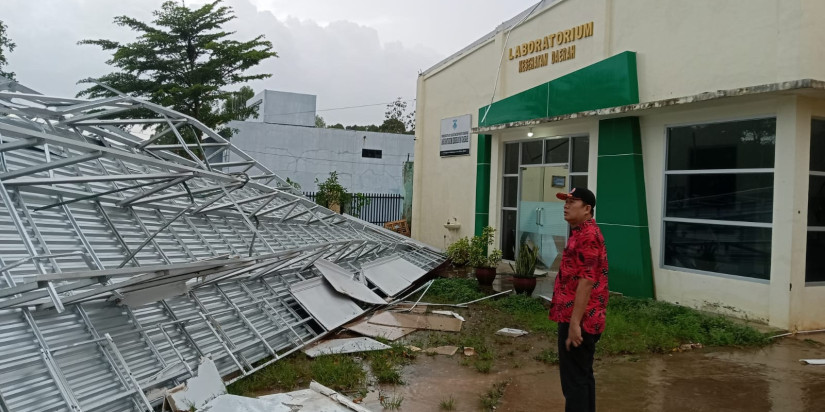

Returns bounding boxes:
[0,79,444,412]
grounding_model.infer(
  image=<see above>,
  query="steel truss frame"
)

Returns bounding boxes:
[0,79,445,411]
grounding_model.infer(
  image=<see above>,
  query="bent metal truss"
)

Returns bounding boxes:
[0,79,444,412]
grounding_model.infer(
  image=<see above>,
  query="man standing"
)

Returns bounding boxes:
[550,187,608,412]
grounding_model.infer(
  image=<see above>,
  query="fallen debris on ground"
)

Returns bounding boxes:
[495,328,529,337]
[303,337,391,358]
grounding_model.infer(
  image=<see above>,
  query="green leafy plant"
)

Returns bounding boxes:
[439,396,456,410]
[445,237,471,266]
[468,226,502,268]
[509,242,539,278]
[314,171,370,215]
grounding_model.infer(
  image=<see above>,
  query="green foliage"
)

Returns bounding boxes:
[534,348,559,364]
[315,114,326,128]
[445,237,471,266]
[479,380,509,411]
[285,177,301,190]
[0,20,15,81]
[78,0,276,139]
[439,396,456,411]
[314,171,370,215]
[419,278,486,304]
[309,355,366,392]
[227,354,312,396]
[468,226,502,268]
[365,342,415,384]
[379,392,404,409]
[600,297,771,355]
[383,97,415,134]
[509,242,539,277]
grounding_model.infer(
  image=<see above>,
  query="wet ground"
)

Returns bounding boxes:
[357,268,825,411]
[361,334,825,411]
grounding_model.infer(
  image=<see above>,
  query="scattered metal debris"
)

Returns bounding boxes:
[367,311,463,332]
[495,328,529,337]
[424,346,459,356]
[800,359,825,365]
[432,310,465,322]
[0,79,445,411]
[303,337,391,358]
[463,347,476,356]
[344,317,416,341]
[202,381,368,412]
[164,358,226,412]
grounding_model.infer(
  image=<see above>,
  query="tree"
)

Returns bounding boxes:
[78,1,277,139]
[315,115,326,128]
[382,97,415,134]
[221,86,256,121]
[0,20,16,81]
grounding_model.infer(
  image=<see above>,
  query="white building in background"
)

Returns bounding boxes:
[228,90,414,194]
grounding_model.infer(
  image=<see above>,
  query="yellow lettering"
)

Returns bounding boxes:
[514,46,521,58]
[528,41,534,54]
[583,21,593,37]
[521,44,528,56]
[542,36,549,50]
[570,44,575,59]
[575,25,583,39]
[557,31,564,44]
[509,48,514,60]
[549,33,556,47]
[565,29,573,43]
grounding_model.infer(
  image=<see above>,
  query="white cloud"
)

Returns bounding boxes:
[1,0,535,125]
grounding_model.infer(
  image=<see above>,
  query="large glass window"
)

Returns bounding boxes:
[664,118,776,280]
[807,120,825,283]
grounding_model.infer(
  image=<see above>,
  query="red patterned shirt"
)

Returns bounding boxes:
[549,218,609,334]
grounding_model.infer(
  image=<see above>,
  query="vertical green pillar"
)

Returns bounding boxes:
[475,134,492,236]
[596,117,655,298]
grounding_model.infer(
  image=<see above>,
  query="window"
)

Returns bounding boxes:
[807,120,825,283]
[362,149,382,159]
[663,118,776,280]
[499,136,589,260]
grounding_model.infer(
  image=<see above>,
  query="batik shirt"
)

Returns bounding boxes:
[549,218,609,334]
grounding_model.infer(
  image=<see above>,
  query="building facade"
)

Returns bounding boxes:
[412,0,825,329]
[229,90,415,195]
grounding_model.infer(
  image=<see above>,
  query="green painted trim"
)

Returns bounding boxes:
[596,117,654,299]
[478,51,639,127]
[475,134,492,236]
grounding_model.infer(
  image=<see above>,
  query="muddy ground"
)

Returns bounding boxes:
[355,272,825,411]
[360,329,825,412]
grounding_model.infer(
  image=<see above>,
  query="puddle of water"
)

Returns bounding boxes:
[358,337,825,411]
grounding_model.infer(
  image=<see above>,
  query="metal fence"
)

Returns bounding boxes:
[304,192,403,226]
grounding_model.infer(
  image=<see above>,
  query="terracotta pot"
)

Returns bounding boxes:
[474,267,496,286]
[512,276,537,295]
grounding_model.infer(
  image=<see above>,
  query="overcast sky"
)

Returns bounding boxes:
[2,0,537,125]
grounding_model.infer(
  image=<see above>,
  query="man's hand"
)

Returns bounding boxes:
[566,322,583,351]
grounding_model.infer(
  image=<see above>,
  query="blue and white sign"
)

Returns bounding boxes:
[440,114,471,157]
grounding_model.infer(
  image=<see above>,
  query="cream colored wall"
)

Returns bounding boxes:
[412,37,502,248]
[638,95,823,328]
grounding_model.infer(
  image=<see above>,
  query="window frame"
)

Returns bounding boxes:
[499,134,589,261]
[806,117,825,286]
[660,116,776,283]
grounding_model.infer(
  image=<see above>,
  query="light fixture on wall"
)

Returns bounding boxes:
[527,128,534,137]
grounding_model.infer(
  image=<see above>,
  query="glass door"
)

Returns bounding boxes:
[518,165,569,271]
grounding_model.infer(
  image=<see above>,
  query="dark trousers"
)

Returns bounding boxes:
[557,322,601,412]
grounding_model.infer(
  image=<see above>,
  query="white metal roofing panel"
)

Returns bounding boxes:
[314,259,385,305]
[289,277,365,331]
[360,256,428,296]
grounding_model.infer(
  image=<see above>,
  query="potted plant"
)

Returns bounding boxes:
[509,242,540,295]
[445,237,471,267]
[468,226,503,286]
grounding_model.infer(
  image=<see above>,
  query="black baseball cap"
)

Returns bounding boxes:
[555,187,596,209]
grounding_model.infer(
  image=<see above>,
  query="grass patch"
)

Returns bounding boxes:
[417,278,486,303]
[379,392,404,409]
[440,395,456,410]
[599,297,772,355]
[365,341,416,384]
[534,348,559,365]
[227,353,366,397]
[479,380,509,411]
